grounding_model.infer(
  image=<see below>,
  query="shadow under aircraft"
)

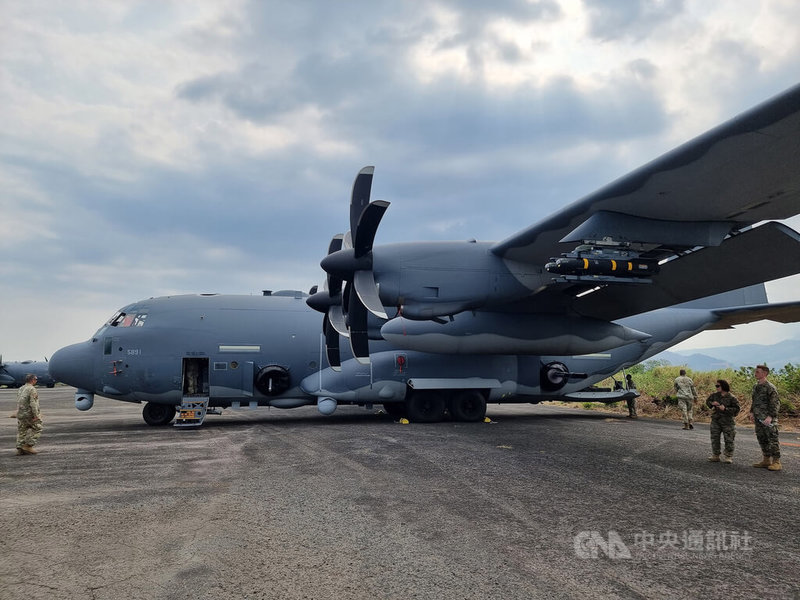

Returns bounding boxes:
[50,83,800,426]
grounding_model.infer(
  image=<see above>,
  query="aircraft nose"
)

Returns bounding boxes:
[49,342,96,390]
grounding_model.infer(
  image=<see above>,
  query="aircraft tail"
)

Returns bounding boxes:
[675,283,800,329]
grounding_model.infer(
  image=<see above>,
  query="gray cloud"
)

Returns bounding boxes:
[583,0,686,41]
[2,0,800,358]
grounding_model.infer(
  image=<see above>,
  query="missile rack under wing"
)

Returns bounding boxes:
[545,239,661,284]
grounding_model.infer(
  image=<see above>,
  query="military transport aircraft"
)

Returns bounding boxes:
[0,356,56,388]
[49,83,800,426]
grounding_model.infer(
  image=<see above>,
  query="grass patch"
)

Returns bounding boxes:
[598,361,800,426]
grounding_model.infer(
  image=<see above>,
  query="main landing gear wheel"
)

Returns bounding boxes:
[406,391,446,423]
[142,402,176,426]
[449,390,487,422]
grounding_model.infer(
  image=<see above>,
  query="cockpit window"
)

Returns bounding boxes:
[92,308,148,340]
[110,312,148,327]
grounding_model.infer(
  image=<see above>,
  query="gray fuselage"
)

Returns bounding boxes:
[49,292,725,418]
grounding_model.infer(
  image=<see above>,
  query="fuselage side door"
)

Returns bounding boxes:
[209,358,254,399]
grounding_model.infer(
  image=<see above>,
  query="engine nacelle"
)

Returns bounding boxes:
[75,390,95,411]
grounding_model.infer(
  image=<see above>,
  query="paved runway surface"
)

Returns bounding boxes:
[1,389,799,599]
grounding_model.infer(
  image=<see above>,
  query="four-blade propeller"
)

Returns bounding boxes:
[307,166,391,368]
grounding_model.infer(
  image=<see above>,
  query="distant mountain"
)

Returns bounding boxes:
[651,351,734,371]
[650,339,800,371]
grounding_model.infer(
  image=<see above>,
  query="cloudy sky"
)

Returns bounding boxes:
[2,0,799,361]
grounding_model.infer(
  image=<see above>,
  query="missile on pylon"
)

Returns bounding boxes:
[545,256,659,278]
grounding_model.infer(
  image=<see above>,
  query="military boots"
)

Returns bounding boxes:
[752,455,772,468]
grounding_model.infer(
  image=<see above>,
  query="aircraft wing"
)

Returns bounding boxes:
[491,83,800,265]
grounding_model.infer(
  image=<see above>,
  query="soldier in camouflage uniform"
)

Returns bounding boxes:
[625,374,637,419]
[674,369,697,430]
[705,379,740,463]
[16,373,43,455]
[749,365,781,471]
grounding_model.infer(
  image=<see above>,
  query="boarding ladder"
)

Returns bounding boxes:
[174,396,210,427]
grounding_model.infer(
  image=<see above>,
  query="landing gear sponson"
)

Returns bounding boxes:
[383,389,488,423]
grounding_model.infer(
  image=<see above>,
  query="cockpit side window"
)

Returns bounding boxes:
[109,312,126,327]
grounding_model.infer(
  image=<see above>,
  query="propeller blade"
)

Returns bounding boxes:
[323,314,341,371]
[309,234,347,314]
[327,234,344,255]
[347,285,370,364]
[328,304,348,337]
[354,268,388,319]
[328,276,342,298]
[326,235,344,296]
[353,200,390,258]
[342,280,351,315]
[349,166,374,238]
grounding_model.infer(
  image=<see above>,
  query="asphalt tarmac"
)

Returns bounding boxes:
[1,388,799,600]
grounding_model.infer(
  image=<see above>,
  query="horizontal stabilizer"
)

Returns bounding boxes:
[708,301,800,330]
[676,284,767,309]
